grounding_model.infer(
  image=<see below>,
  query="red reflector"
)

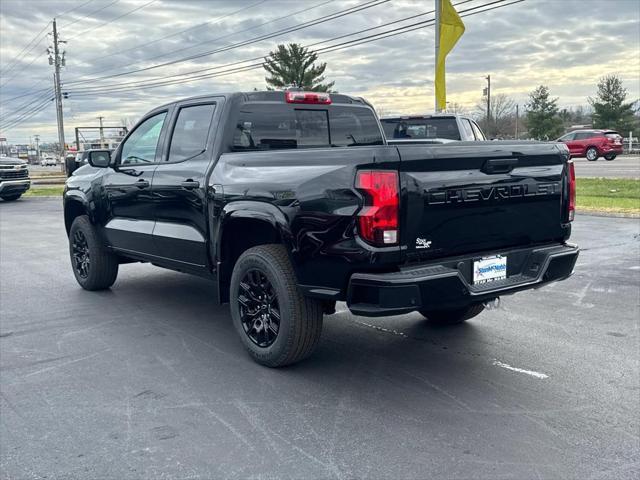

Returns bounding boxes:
[285,91,331,104]
[355,170,399,246]
[568,160,576,222]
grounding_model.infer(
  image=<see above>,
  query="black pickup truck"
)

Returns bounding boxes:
[64,90,579,367]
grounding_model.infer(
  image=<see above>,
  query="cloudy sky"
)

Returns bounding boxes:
[1,0,639,143]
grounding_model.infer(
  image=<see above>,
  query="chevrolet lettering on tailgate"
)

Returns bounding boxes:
[427,182,560,205]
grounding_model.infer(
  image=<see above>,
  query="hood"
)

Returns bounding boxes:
[0,157,28,166]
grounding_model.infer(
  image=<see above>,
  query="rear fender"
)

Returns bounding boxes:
[214,201,295,303]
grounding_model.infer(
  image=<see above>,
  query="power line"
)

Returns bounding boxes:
[69,0,338,90]
[66,0,523,99]
[66,0,156,40]
[60,0,120,28]
[56,0,98,19]
[0,22,51,81]
[0,89,55,122]
[0,0,99,89]
[80,0,334,77]
[1,85,53,104]
[67,0,501,95]
[80,0,270,67]
[64,0,390,86]
[0,96,53,131]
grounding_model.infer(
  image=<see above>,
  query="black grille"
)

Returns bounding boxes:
[0,169,28,180]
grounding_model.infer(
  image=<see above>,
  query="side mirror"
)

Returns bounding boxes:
[87,150,111,168]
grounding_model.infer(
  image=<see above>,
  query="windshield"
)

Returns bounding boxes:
[381,117,461,140]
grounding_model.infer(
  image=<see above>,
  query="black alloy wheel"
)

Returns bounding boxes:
[238,269,281,348]
[72,230,91,279]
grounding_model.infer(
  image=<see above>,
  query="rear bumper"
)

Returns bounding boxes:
[0,179,31,196]
[347,243,579,317]
[601,145,623,154]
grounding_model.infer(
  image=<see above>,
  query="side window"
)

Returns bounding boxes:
[559,133,575,141]
[470,121,485,140]
[167,104,216,162]
[120,112,167,165]
[574,132,589,140]
[460,119,475,141]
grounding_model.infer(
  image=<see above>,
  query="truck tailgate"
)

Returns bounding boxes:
[397,142,571,263]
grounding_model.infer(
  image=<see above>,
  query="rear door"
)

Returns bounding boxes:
[397,143,569,263]
[151,98,221,269]
[573,132,592,155]
[559,132,578,156]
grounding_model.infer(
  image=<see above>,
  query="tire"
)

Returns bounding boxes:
[69,215,118,291]
[1,194,22,201]
[419,303,485,325]
[604,153,616,161]
[230,244,323,367]
[586,147,599,161]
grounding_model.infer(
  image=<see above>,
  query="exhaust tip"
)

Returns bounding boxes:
[483,297,501,310]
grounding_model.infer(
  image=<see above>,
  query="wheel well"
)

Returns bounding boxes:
[64,200,87,234]
[218,218,283,303]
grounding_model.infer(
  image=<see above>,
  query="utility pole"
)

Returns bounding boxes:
[434,0,441,112]
[49,18,66,169]
[97,116,105,148]
[515,104,519,139]
[484,74,491,137]
[33,134,40,162]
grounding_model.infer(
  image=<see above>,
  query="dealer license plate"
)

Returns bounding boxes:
[473,255,507,284]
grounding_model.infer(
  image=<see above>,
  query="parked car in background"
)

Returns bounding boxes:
[0,157,30,201]
[40,155,58,167]
[380,114,486,144]
[557,129,623,161]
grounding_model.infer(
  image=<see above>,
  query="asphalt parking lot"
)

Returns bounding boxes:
[1,199,639,480]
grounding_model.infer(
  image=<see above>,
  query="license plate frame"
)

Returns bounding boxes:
[473,255,507,284]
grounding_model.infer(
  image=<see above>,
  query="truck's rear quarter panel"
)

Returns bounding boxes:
[213,146,401,294]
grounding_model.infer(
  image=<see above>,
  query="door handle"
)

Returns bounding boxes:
[181,180,200,190]
[135,179,150,188]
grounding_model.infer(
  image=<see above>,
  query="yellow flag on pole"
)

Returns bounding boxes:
[435,0,465,111]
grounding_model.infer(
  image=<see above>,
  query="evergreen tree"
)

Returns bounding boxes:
[589,75,636,136]
[264,43,335,92]
[525,85,563,140]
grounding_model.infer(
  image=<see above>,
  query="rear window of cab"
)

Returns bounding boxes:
[232,104,384,151]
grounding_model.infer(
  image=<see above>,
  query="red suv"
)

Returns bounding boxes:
[557,129,623,161]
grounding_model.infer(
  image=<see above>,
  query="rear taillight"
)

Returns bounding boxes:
[567,160,576,222]
[285,91,331,104]
[355,170,399,246]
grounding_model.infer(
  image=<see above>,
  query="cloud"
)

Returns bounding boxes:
[1,0,639,142]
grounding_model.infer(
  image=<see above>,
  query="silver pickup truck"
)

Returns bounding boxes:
[0,157,30,201]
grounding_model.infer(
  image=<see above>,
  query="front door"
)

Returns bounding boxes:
[151,101,219,270]
[102,110,169,256]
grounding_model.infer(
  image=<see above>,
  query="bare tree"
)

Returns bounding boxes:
[474,94,516,138]
[446,102,467,115]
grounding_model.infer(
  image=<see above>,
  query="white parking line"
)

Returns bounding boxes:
[492,360,549,379]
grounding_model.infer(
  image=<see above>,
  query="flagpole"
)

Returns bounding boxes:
[435,0,441,112]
